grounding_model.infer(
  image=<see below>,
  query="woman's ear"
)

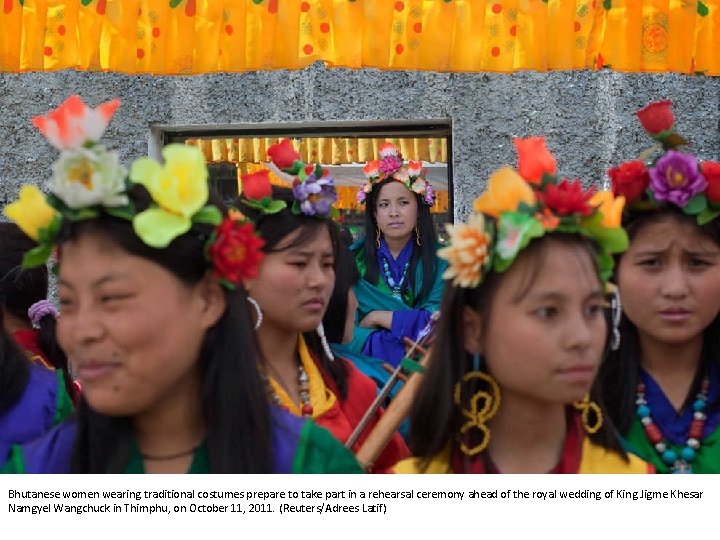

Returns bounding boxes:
[462,305,483,355]
[196,271,227,330]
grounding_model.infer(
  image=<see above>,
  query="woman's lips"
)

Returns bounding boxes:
[77,361,120,382]
[659,309,691,322]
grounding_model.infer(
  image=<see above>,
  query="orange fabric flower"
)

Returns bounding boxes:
[589,191,626,228]
[438,213,491,288]
[534,207,559,230]
[513,137,557,185]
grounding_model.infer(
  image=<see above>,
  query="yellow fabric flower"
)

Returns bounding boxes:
[129,144,209,248]
[473,167,536,218]
[589,191,626,229]
[438,213,492,288]
[3,185,58,241]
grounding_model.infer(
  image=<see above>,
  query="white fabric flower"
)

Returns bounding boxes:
[49,146,128,209]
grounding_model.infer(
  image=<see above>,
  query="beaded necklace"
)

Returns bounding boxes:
[381,256,410,298]
[262,364,314,417]
[635,375,709,473]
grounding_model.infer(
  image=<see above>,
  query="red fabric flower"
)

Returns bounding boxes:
[208,218,265,285]
[267,138,300,170]
[701,161,720,204]
[608,160,650,205]
[636,100,675,136]
[539,179,596,217]
[241,169,272,201]
[513,137,557,185]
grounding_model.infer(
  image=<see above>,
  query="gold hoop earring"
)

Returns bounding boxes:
[414,225,421,246]
[454,370,500,456]
[573,394,603,434]
[375,225,381,249]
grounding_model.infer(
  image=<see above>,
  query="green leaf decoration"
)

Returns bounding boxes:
[218,278,237,290]
[697,206,720,225]
[22,244,53,269]
[192,205,223,226]
[314,164,323,178]
[603,0,612,9]
[682,194,707,215]
[68,207,101,221]
[241,198,287,215]
[494,212,545,274]
[596,250,615,284]
[656,130,688,150]
[698,2,709,16]
[133,208,191,248]
[37,214,63,244]
[104,203,136,221]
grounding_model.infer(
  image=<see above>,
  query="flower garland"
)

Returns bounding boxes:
[357,142,436,206]
[438,137,629,289]
[609,99,720,225]
[3,95,264,289]
[241,138,339,219]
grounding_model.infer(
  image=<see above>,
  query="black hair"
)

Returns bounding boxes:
[598,208,720,435]
[0,309,31,414]
[0,222,73,398]
[323,227,359,344]
[61,185,273,473]
[238,186,349,399]
[408,233,627,471]
[361,178,438,304]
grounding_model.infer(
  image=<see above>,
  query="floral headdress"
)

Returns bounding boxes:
[609,99,720,225]
[438,137,629,289]
[240,138,338,219]
[357,142,436,206]
[3,96,264,289]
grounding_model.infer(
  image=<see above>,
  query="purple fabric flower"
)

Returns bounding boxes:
[424,183,436,205]
[650,150,706,207]
[292,173,338,217]
[379,155,403,175]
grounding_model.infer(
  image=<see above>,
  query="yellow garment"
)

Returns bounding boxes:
[266,336,336,419]
[394,439,650,474]
[1,1,719,75]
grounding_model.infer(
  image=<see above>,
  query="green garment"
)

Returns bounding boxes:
[625,416,720,473]
[348,239,446,356]
[53,370,74,425]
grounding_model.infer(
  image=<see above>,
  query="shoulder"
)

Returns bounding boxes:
[2,421,76,474]
[579,438,654,474]
[394,448,452,474]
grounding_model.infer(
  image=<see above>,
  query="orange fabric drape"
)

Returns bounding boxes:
[1,1,718,75]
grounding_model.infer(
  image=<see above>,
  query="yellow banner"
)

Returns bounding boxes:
[0,1,717,75]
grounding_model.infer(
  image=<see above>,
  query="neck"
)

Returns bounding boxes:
[2,309,32,334]
[133,368,204,474]
[486,393,567,473]
[638,332,703,410]
[384,235,411,259]
[256,323,302,404]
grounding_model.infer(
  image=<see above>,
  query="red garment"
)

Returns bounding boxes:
[12,329,53,369]
[450,410,584,474]
[315,357,410,473]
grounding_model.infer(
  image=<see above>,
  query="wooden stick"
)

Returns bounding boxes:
[344,334,430,450]
[354,342,432,469]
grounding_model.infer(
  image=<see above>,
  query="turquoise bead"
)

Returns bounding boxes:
[680,447,696,462]
[693,399,706,411]
[636,405,651,418]
[662,449,678,465]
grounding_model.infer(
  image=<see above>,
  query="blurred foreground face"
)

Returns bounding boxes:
[481,240,606,406]
[56,232,216,416]
[617,216,720,350]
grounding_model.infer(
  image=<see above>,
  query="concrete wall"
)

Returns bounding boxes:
[1,63,718,221]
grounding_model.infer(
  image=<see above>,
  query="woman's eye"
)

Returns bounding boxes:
[638,259,660,268]
[585,304,604,317]
[534,307,557,319]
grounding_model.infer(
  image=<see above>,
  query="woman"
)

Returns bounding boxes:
[0,309,72,460]
[1,96,362,474]
[599,99,720,473]
[0,222,76,401]
[238,139,409,472]
[396,137,651,473]
[349,143,446,370]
